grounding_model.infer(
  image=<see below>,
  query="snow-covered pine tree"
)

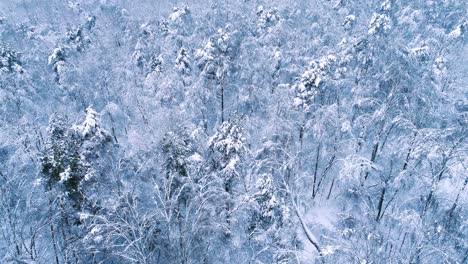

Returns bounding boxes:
[175,47,191,76]
[48,46,67,84]
[208,116,248,236]
[256,6,280,35]
[195,28,233,123]
[42,106,113,212]
[251,173,277,230]
[42,113,85,209]
[293,54,339,111]
[208,117,248,193]
[72,106,114,210]
[0,45,23,74]
[161,128,199,203]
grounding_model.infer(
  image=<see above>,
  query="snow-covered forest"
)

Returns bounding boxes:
[0,0,467,263]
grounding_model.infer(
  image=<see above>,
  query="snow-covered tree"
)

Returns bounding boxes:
[161,128,199,202]
[175,47,191,76]
[0,45,23,74]
[195,28,234,123]
[256,6,280,35]
[0,1,466,263]
[208,117,248,191]
[207,116,248,237]
[41,114,84,208]
[251,173,277,230]
[293,54,340,110]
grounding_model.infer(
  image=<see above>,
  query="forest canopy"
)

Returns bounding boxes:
[0,0,466,263]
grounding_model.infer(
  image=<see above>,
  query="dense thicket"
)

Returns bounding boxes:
[0,0,466,263]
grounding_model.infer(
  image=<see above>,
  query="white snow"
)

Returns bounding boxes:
[59,167,71,182]
[189,152,203,162]
[448,25,462,39]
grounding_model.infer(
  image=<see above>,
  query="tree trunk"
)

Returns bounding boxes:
[376,186,386,221]
[221,83,224,123]
[312,144,320,198]
[293,202,324,263]
[327,177,336,200]
[363,142,379,184]
[48,193,60,264]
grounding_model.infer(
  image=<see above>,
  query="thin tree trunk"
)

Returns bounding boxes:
[292,202,324,263]
[447,177,467,219]
[399,232,407,253]
[177,202,187,264]
[48,193,60,264]
[376,186,386,221]
[363,142,379,184]
[327,177,336,200]
[221,82,224,123]
[316,153,336,196]
[312,144,320,198]
[283,175,323,261]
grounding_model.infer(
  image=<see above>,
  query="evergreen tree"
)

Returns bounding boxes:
[208,117,248,193]
[195,28,234,123]
[0,45,23,74]
[208,116,248,237]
